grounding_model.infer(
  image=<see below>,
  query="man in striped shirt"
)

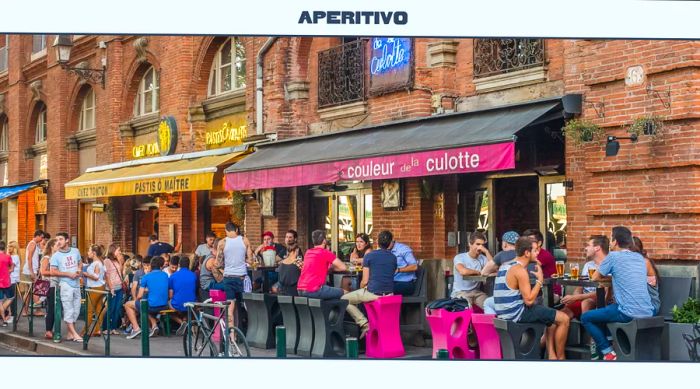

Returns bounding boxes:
[494,236,570,360]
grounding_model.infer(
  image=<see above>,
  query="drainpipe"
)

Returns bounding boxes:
[256,37,277,135]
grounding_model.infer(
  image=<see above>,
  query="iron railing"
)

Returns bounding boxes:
[318,39,365,108]
[473,38,545,78]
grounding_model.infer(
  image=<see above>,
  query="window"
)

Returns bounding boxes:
[0,35,7,73]
[0,118,8,152]
[317,39,366,108]
[208,38,246,97]
[133,66,159,117]
[78,88,96,131]
[35,105,47,144]
[473,38,545,78]
[31,35,46,57]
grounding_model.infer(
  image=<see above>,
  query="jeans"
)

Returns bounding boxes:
[45,286,55,332]
[222,277,244,302]
[580,303,632,355]
[483,296,497,314]
[299,285,344,300]
[393,280,416,296]
[103,289,124,330]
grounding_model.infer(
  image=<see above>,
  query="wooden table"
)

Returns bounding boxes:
[543,277,612,308]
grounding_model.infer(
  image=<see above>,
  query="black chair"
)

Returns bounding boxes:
[294,296,314,356]
[493,318,546,360]
[242,293,282,349]
[400,266,428,334]
[564,319,592,360]
[607,317,664,361]
[658,276,694,320]
[277,295,299,354]
[308,298,348,358]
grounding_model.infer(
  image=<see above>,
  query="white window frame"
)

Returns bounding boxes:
[207,37,246,97]
[30,35,47,61]
[0,118,8,152]
[78,88,96,131]
[35,106,47,144]
[0,35,8,74]
[133,66,160,117]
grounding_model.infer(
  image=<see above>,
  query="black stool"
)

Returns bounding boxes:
[493,318,546,360]
[565,319,592,360]
[242,293,281,349]
[294,297,314,357]
[278,295,299,354]
[607,317,664,361]
[308,298,348,358]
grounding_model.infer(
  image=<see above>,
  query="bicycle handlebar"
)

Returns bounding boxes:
[184,301,231,309]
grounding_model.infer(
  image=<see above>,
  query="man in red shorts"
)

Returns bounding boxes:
[561,235,609,319]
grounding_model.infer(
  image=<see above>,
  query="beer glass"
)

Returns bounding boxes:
[555,261,565,277]
[570,262,580,280]
[588,266,596,279]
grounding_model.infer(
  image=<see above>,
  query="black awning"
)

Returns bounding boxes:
[226,98,564,175]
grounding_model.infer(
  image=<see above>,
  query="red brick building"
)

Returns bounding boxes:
[1,35,698,297]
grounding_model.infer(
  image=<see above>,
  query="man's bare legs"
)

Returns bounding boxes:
[553,311,570,360]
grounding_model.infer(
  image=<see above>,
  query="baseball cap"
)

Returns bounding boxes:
[502,231,520,245]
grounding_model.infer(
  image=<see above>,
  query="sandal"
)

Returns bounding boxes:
[44,331,53,339]
[111,329,121,335]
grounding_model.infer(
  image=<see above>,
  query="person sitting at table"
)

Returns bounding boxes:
[581,226,654,361]
[561,235,609,319]
[168,256,197,336]
[481,231,519,314]
[349,233,373,266]
[341,230,397,339]
[451,231,491,310]
[297,230,347,300]
[631,236,660,316]
[254,231,286,266]
[277,231,304,296]
[494,236,570,360]
[389,239,418,296]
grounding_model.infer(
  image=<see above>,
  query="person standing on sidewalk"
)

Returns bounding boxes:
[103,244,126,335]
[2,241,21,324]
[341,230,396,338]
[39,238,57,339]
[0,242,15,326]
[21,230,45,316]
[215,222,254,329]
[82,245,106,337]
[49,232,83,342]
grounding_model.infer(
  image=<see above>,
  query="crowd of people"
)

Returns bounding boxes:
[449,226,658,361]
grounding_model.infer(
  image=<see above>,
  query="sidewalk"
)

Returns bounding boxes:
[0,311,433,359]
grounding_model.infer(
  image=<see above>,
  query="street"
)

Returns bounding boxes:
[0,343,34,356]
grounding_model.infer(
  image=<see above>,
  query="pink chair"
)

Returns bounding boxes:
[366,295,405,358]
[426,307,476,359]
[209,289,227,342]
[472,313,502,359]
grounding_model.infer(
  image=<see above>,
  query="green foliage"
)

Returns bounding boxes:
[562,119,604,145]
[672,298,700,324]
[627,115,664,139]
[231,191,246,226]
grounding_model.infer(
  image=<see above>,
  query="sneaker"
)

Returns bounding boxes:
[6,316,13,324]
[359,325,369,340]
[175,322,188,336]
[149,326,159,338]
[126,328,142,339]
[603,351,617,361]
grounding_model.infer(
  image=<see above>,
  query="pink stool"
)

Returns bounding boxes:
[472,314,502,359]
[426,308,476,359]
[366,295,405,358]
[209,290,227,342]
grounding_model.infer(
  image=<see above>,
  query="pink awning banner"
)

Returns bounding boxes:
[225,142,515,190]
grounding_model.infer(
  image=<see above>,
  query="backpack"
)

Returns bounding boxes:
[426,298,470,312]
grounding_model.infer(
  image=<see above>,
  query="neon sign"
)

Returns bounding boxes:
[369,38,413,94]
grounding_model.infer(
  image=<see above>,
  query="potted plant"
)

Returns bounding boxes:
[663,297,700,361]
[562,119,604,145]
[628,115,664,139]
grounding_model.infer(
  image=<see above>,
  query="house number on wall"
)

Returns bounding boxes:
[625,66,645,86]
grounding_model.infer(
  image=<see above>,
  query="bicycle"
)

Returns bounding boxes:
[182,300,250,358]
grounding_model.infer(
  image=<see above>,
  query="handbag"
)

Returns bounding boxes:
[33,279,51,297]
[108,259,129,301]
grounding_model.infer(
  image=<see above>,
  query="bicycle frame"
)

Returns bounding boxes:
[184,301,231,357]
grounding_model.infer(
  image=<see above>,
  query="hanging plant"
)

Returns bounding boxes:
[562,119,604,145]
[628,115,664,139]
[231,191,246,226]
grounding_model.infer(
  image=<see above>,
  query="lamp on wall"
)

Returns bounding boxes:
[605,134,638,157]
[53,35,107,89]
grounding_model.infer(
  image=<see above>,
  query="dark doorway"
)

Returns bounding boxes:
[494,176,539,241]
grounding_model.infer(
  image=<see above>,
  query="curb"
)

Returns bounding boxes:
[0,332,93,356]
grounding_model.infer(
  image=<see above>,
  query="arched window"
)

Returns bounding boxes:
[35,104,47,144]
[78,88,96,131]
[0,117,8,152]
[208,38,246,97]
[133,66,159,117]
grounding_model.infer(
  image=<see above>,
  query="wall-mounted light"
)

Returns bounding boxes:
[53,35,106,89]
[605,134,638,157]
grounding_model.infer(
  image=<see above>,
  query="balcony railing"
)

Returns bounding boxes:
[318,40,365,109]
[473,38,545,78]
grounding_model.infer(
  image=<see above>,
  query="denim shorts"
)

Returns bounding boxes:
[222,276,244,302]
[518,304,557,326]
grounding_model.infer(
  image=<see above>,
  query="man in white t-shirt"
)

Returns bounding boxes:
[451,231,491,309]
[561,235,609,319]
[49,232,83,342]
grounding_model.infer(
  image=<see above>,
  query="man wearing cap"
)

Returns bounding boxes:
[254,231,286,265]
[481,231,519,314]
[451,231,491,309]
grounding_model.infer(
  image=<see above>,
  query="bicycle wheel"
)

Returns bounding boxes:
[226,326,251,357]
[183,323,217,357]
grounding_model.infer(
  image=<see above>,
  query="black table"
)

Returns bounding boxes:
[543,277,612,308]
[248,266,278,293]
[330,269,363,291]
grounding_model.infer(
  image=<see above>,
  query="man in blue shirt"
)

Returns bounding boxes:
[581,226,654,361]
[341,230,398,338]
[390,239,418,295]
[124,256,169,339]
[168,256,197,335]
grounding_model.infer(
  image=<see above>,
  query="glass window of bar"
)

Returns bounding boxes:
[208,37,246,97]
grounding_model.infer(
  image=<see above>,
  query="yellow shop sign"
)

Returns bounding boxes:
[205,114,247,149]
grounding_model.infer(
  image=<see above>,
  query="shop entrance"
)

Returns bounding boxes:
[135,196,158,256]
[78,202,96,255]
[308,183,372,260]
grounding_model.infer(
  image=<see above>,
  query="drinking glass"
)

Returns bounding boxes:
[588,266,596,279]
[570,262,580,280]
[555,261,565,277]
